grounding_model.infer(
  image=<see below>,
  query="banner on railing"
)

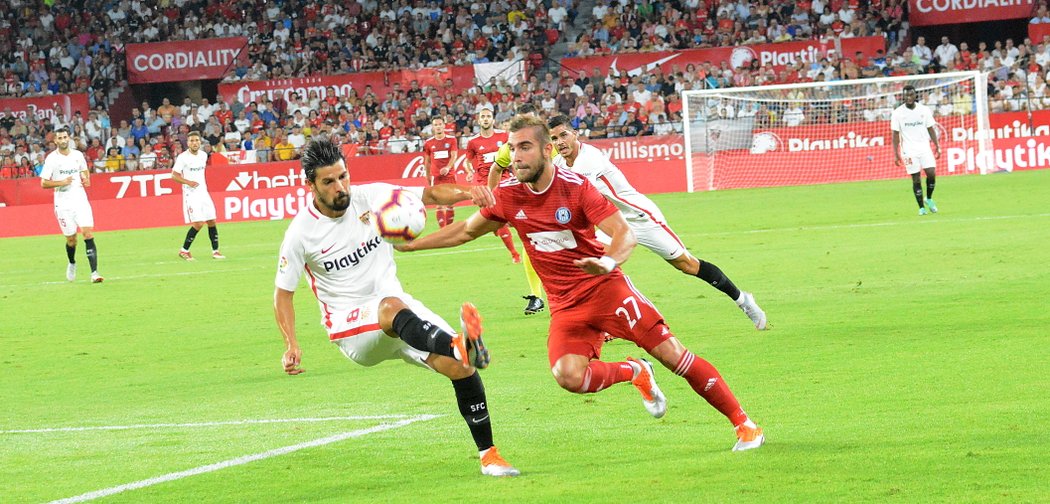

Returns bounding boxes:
[217,66,480,105]
[126,37,249,84]
[562,37,886,76]
[0,94,91,123]
[908,0,1036,26]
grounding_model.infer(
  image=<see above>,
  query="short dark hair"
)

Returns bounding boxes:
[53,126,70,136]
[547,115,573,131]
[903,85,916,93]
[186,130,202,139]
[516,103,538,115]
[301,139,344,182]
[509,114,549,148]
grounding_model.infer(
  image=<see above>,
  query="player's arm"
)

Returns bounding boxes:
[575,211,636,275]
[892,130,902,166]
[40,175,73,188]
[463,146,475,181]
[398,211,502,252]
[440,146,457,176]
[80,167,91,187]
[927,126,940,158]
[421,183,495,208]
[488,145,511,189]
[171,167,199,188]
[423,147,433,186]
[274,287,305,375]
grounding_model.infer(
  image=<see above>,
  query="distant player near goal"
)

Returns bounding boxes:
[547,115,767,330]
[464,106,520,263]
[172,131,225,260]
[401,115,766,451]
[422,116,459,228]
[40,127,103,283]
[274,139,519,477]
[891,85,942,216]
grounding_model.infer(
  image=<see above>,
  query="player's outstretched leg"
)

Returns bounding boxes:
[676,349,764,450]
[84,235,102,283]
[433,359,519,477]
[690,258,767,330]
[552,355,665,416]
[388,302,485,368]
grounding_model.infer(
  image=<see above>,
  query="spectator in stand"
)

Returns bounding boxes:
[934,37,960,71]
[104,148,124,172]
[139,144,158,171]
[273,132,297,161]
[911,36,933,70]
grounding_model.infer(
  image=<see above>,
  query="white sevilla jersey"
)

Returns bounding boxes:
[172,150,210,195]
[552,141,667,224]
[40,149,89,205]
[275,183,425,318]
[890,103,936,155]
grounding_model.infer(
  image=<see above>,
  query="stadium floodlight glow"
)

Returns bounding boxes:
[682,71,992,192]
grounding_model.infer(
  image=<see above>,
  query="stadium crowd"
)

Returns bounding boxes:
[2,0,1050,178]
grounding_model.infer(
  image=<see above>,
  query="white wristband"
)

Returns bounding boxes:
[598,255,617,272]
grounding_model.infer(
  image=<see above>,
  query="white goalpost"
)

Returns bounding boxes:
[682,71,991,192]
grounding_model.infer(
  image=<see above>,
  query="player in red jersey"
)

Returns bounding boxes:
[401,115,766,451]
[422,116,458,227]
[464,106,520,263]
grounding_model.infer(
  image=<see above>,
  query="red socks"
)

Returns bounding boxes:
[495,225,518,257]
[578,361,635,393]
[436,207,455,228]
[674,351,748,426]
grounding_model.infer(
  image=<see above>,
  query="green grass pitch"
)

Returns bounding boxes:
[2,170,1047,503]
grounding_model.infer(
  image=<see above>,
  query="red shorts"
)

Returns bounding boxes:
[547,274,673,367]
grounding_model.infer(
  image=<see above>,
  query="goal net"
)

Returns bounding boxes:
[682,71,991,192]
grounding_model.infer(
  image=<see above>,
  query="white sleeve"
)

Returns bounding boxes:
[40,155,54,180]
[924,107,936,128]
[172,153,185,175]
[76,152,88,172]
[275,226,306,292]
[889,109,900,132]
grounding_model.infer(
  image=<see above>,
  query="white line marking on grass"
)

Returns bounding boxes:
[0,414,433,434]
[46,414,440,504]
[695,212,1050,237]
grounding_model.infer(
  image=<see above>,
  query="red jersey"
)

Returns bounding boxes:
[464,130,508,184]
[481,167,621,310]
[423,135,457,177]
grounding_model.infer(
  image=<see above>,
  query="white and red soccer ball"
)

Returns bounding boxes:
[370,188,427,243]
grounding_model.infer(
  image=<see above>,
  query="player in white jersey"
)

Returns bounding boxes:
[40,127,103,283]
[891,85,942,216]
[172,131,225,260]
[547,115,767,330]
[273,139,519,477]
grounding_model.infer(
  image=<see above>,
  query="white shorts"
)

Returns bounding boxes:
[595,218,687,261]
[54,199,95,236]
[902,149,936,175]
[328,293,453,370]
[183,192,217,223]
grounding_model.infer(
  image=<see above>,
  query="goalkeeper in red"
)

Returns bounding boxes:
[548,115,767,330]
[400,115,766,451]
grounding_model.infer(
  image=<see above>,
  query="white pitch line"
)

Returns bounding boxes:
[695,212,1050,237]
[47,414,440,504]
[7,212,1046,289]
[1,414,435,434]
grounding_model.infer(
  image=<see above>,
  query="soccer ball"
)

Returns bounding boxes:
[370,188,427,243]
